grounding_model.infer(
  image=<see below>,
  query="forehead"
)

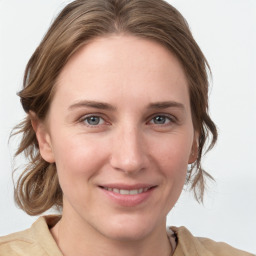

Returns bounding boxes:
[59,35,186,79]
[54,35,189,108]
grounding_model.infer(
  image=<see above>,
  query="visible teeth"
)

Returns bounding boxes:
[120,189,130,195]
[113,188,119,193]
[129,189,138,195]
[104,187,151,195]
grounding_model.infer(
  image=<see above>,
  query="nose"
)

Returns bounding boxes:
[110,125,148,174]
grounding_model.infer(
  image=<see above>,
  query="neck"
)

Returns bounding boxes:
[51,212,173,256]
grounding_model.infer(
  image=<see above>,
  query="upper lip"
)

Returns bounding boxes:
[98,183,156,190]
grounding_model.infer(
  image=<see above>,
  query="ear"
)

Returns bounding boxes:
[30,111,55,163]
[188,132,199,164]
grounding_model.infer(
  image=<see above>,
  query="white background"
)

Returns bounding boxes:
[0,0,255,253]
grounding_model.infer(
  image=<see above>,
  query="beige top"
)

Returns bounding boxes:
[0,216,254,256]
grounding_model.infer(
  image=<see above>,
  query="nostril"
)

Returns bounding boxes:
[109,154,147,174]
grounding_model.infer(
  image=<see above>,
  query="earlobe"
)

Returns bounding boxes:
[188,132,199,164]
[30,111,55,163]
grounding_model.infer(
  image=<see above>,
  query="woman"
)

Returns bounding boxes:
[0,0,254,255]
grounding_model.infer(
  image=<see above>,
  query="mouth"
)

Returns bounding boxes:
[100,186,153,195]
[98,184,157,207]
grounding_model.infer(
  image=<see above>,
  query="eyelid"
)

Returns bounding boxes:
[76,112,177,127]
[147,113,177,125]
[78,113,110,127]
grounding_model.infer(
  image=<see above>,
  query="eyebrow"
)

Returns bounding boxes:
[147,101,185,110]
[68,100,116,111]
[68,100,185,111]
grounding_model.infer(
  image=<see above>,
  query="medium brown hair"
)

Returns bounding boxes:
[13,0,217,215]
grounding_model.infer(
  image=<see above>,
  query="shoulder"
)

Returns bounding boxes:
[0,215,62,256]
[0,226,37,256]
[171,226,255,256]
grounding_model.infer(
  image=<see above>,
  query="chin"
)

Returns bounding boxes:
[96,214,161,242]
[103,226,152,242]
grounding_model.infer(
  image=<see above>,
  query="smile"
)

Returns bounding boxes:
[102,187,150,195]
[99,184,156,206]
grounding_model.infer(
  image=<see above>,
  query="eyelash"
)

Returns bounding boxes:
[147,114,176,126]
[79,114,107,127]
[78,113,176,127]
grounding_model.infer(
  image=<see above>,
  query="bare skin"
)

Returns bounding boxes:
[32,35,197,256]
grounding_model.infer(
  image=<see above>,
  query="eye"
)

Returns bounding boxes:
[81,115,105,126]
[152,116,169,124]
[149,115,174,125]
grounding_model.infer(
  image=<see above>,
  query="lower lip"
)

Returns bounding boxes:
[100,187,155,207]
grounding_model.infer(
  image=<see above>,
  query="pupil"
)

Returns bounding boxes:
[154,116,165,124]
[88,116,99,125]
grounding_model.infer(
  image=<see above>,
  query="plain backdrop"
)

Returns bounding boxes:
[0,0,255,253]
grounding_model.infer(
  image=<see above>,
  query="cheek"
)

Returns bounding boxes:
[51,134,108,187]
[151,133,193,171]
[150,132,193,198]
[52,136,109,210]
[148,136,191,214]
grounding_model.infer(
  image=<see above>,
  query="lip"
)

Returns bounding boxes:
[98,183,157,207]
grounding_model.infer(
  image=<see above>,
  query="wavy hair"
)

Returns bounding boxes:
[12,0,217,215]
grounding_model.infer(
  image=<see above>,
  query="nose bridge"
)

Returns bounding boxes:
[110,122,147,173]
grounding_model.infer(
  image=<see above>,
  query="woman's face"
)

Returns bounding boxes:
[37,35,197,241]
